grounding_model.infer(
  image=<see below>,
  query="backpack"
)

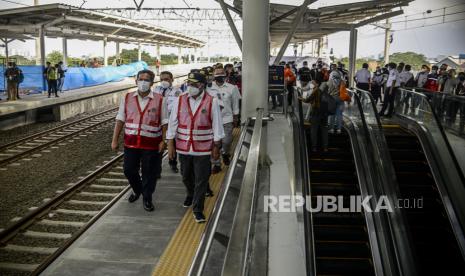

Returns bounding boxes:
[320,87,336,115]
[339,81,351,101]
[18,70,24,83]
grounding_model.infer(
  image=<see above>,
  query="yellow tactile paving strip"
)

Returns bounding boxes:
[152,128,241,276]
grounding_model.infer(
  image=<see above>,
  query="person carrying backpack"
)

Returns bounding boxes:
[46,64,59,98]
[299,79,331,152]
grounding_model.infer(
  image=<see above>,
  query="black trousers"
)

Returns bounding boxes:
[379,87,398,116]
[179,154,211,213]
[124,147,161,202]
[47,80,58,97]
[356,83,370,91]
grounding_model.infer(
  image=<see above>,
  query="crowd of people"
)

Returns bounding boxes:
[295,59,465,151]
[111,62,242,223]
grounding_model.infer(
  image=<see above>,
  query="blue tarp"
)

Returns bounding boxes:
[0,61,147,94]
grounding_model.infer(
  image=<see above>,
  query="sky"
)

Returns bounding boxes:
[0,0,464,60]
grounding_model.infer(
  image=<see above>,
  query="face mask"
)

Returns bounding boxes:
[432,70,437,74]
[137,80,151,93]
[187,85,201,97]
[161,81,170,89]
[459,76,465,81]
[214,76,225,83]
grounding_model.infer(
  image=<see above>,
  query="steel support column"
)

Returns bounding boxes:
[241,0,269,119]
[137,42,142,62]
[274,0,314,65]
[103,37,108,66]
[115,42,120,59]
[218,0,242,51]
[384,19,391,65]
[178,47,182,64]
[62,38,68,67]
[39,25,46,92]
[348,27,358,88]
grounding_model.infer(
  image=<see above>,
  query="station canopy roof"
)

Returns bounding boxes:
[233,0,413,48]
[0,3,205,48]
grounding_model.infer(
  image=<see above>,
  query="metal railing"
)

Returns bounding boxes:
[222,109,264,276]
[405,88,465,136]
[290,89,316,276]
[394,88,465,257]
[188,119,250,276]
[350,88,418,276]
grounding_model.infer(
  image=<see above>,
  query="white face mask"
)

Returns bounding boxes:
[187,85,201,97]
[161,81,170,89]
[137,80,151,93]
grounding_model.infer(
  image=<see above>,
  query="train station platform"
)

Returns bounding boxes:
[0,64,198,130]
[43,129,240,276]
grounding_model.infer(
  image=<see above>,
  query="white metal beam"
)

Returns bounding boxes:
[348,27,358,88]
[218,0,242,51]
[274,0,317,65]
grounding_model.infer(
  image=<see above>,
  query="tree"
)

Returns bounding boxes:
[46,50,64,65]
[389,52,428,70]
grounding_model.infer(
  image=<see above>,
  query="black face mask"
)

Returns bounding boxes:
[215,76,225,83]
[459,76,465,81]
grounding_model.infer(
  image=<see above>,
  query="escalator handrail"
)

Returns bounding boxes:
[222,109,264,276]
[396,88,465,185]
[188,119,250,276]
[351,87,418,276]
[290,88,317,276]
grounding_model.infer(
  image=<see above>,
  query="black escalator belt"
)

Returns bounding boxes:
[384,126,465,275]
[308,130,375,276]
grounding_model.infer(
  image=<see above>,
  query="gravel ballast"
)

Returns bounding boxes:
[0,122,122,229]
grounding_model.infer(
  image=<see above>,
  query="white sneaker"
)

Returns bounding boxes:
[328,129,335,134]
[336,129,342,134]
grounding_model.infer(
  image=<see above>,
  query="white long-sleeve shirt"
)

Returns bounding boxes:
[153,85,183,115]
[115,91,169,125]
[167,91,225,156]
[207,82,241,124]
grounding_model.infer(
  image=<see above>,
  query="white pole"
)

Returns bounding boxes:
[62,37,68,67]
[384,19,391,65]
[348,27,358,88]
[178,47,182,64]
[103,37,108,66]
[242,0,270,119]
[137,42,142,62]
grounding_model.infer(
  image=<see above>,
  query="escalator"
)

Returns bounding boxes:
[384,125,465,275]
[307,130,375,275]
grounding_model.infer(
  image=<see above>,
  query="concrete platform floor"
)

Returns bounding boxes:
[42,156,187,276]
[0,78,135,116]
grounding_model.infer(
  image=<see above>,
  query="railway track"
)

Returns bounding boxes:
[0,74,187,168]
[0,152,165,275]
[0,108,118,168]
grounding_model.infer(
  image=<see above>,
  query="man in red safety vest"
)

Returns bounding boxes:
[111,69,168,212]
[167,72,224,223]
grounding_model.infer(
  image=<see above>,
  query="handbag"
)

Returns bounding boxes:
[339,81,351,102]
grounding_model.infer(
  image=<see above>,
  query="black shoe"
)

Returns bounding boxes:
[183,196,193,207]
[170,165,179,173]
[128,193,140,203]
[222,154,231,166]
[212,165,221,174]
[205,187,214,197]
[193,212,206,223]
[143,200,154,212]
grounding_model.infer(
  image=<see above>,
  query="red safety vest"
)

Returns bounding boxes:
[124,92,163,150]
[176,93,214,153]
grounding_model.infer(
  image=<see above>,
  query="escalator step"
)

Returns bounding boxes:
[311,171,358,184]
[396,172,434,183]
[392,160,430,172]
[314,225,367,241]
[316,257,374,275]
[316,241,371,258]
[389,149,425,160]
[313,212,365,225]
[309,159,355,171]
[311,183,359,196]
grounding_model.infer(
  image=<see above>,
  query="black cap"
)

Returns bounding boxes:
[187,72,206,84]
